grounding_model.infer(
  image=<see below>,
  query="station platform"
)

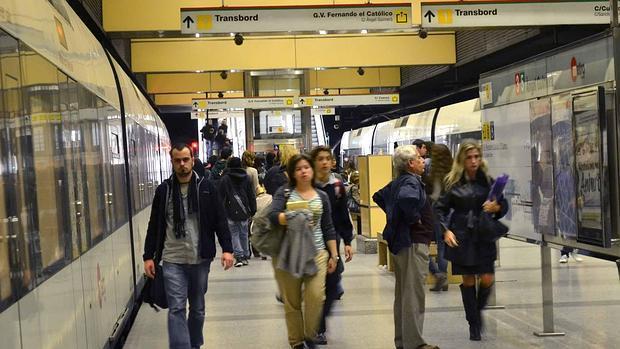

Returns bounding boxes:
[124,238,620,349]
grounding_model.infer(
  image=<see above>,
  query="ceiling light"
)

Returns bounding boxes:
[195,70,203,73]
[230,32,235,37]
[196,91,202,94]
[361,29,368,34]
[230,69,237,73]
[319,30,327,35]
[195,33,200,38]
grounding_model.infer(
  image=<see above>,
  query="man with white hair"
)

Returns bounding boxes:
[373,145,438,349]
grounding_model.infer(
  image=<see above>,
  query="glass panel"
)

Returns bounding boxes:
[106,113,128,229]
[77,85,106,245]
[551,94,577,239]
[573,91,605,246]
[530,98,555,236]
[0,31,21,309]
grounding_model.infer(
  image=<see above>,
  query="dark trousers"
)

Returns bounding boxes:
[319,240,343,334]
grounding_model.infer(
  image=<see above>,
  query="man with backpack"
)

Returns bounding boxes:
[219,157,256,267]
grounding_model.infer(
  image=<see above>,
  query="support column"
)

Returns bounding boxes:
[533,245,565,337]
[244,72,254,151]
[300,70,312,151]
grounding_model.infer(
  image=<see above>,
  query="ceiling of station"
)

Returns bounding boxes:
[101,0,457,108]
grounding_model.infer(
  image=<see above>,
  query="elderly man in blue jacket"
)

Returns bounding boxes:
[373,145,439,349]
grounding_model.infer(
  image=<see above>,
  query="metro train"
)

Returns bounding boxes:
[341,98,482,162]
[0,1,171,348]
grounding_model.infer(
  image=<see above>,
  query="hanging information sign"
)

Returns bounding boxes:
[181,4,411,34]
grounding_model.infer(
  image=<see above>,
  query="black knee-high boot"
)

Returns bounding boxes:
[477,284,493,333]
[460,284,481,341]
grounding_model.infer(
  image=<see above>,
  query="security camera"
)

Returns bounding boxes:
[218,92,224,98]
[419,29,428,39]
[357,67,365,76]
[323,89,329,95]
[234,33,244,46]
[220,71,228,80]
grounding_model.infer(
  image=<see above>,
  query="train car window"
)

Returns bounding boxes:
[20,41,72,284]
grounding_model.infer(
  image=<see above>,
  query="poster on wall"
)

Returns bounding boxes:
[482,100,539,241]
[530,99,555,236]
[551,94,578,239]
[572,91,605,245]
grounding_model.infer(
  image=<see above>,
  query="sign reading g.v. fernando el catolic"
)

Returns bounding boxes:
[180,4,412,34]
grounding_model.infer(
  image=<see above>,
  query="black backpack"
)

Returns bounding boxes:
[223,178,250,221]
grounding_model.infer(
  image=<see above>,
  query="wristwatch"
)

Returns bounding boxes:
[331,256,340,261]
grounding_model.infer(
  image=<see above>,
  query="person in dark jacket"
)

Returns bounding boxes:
[269,153,339,349]
[143,143,234,349]
[428,144,453,292]
[219,157,257,267]
[373,145,439,349]
[264,145,298,195]
[310,146,354,345]
[193,155,206,179]
[210,147,232,181]
[434,139,508,341]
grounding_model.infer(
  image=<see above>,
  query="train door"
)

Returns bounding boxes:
[0,31,25,348]
[58,72,89,256]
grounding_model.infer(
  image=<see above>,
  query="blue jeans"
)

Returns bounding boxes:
[163,259,212,349]
[429,220,448,275]
[228,218,249,260]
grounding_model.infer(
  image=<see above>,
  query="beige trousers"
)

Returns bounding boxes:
[273,249,329,347]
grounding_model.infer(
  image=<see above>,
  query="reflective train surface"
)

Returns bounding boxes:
[0,1,171,348]
[341,98,482,162]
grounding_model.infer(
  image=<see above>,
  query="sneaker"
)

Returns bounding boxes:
[242,259,249,266]
[261,256,267,260]
[571,252,584,262]
[276,294,284,304]
[559,254,569,263]
[234,260,243,267]
[314,333,327,345]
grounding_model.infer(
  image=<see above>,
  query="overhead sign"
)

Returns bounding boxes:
[300,94,399,107]
[206,110,245,119]
[422,1,612,29]
[181,4,411,34]
[193,94,399,110]
[311,107,335,115]
[194,97,296,110]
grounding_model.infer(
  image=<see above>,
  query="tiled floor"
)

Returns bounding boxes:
[124,239,620,348]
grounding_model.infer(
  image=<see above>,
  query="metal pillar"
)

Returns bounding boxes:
[533,245,565,337]
[243,72,254,151]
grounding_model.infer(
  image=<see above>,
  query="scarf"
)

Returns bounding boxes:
[171,172,199,238]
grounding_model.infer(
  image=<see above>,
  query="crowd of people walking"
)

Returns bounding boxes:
[143,138,509,349]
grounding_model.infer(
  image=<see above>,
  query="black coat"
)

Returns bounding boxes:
[143,176,233,262]
[264,165,288,195]
[433,170,508,266]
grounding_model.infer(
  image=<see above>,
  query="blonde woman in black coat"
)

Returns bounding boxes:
[434,140,508,341]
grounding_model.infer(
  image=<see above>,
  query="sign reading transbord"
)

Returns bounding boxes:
[422,0,613,29]
[181,4,411,34]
